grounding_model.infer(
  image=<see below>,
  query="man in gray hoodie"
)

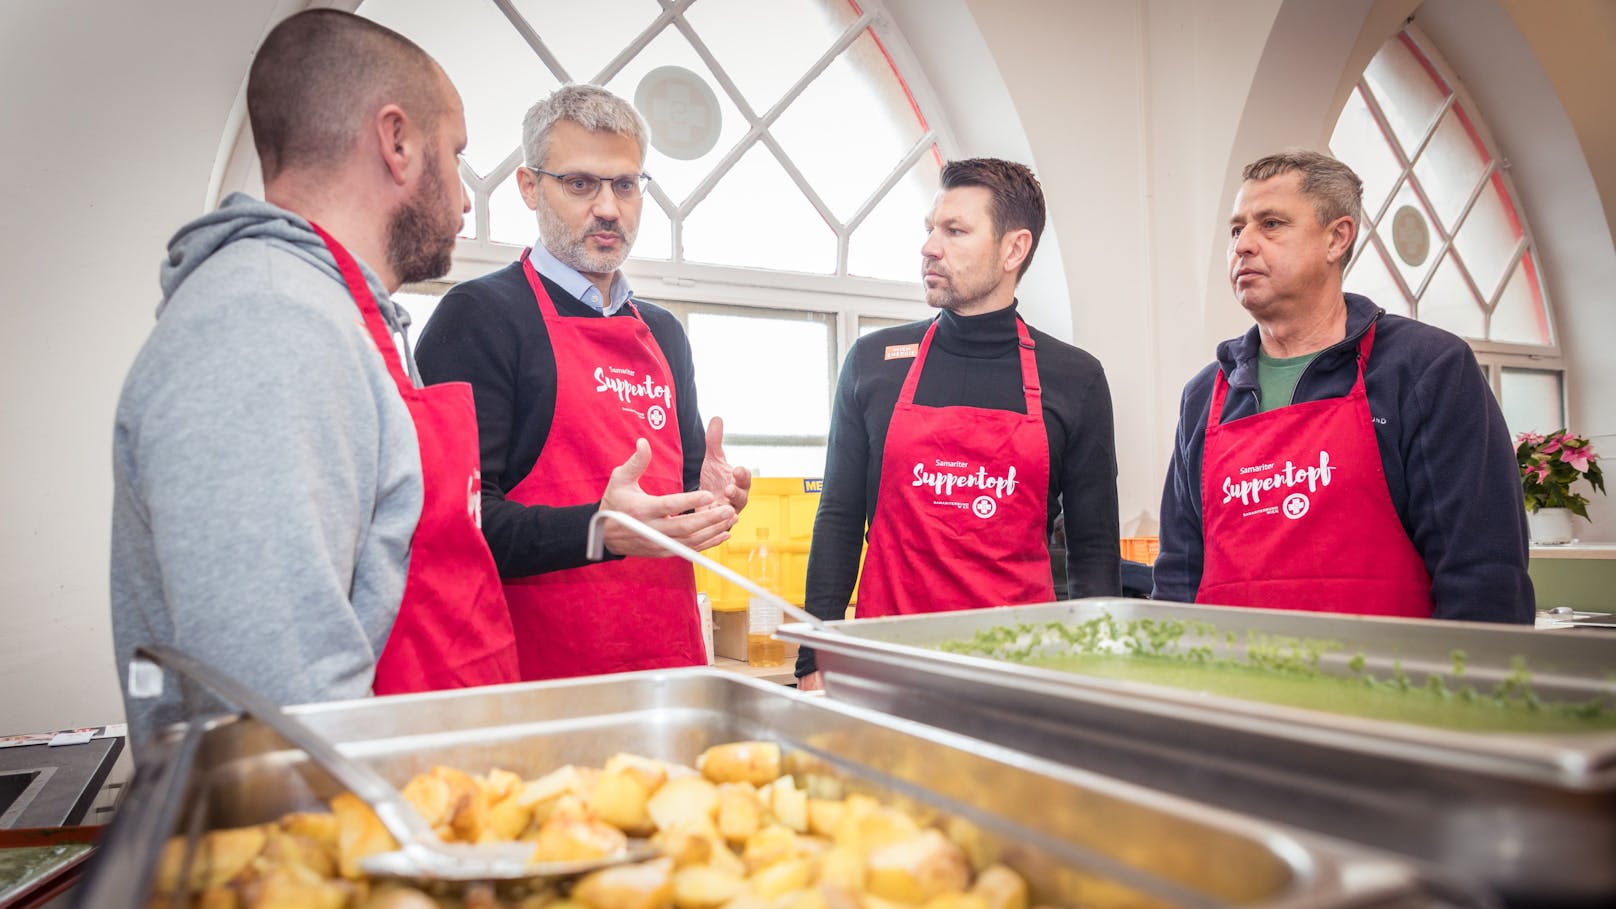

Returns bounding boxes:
[111,10,545,755]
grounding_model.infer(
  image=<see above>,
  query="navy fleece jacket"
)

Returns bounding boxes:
[1153,293,1534,623]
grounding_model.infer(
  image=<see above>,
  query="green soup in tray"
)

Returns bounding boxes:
[935,615,1616,734]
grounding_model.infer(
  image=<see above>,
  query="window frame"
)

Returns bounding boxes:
[334,0,957,476]
[1338,25,1564,429]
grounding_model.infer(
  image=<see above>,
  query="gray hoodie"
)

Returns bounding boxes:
[111,194,424,757]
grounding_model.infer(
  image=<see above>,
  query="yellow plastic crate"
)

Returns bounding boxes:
[1120,536,1161,565]
[695,477,865,614]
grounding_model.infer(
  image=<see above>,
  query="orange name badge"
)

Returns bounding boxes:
[884,343,919,360]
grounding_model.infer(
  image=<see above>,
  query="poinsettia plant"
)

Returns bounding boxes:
[1516,430,1606,516]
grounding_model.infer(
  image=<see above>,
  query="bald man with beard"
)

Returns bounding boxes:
[111,9,518,755]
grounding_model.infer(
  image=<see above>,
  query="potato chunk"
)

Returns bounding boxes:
[697,742,781,786]
[765,777,809,833]
[574,856,676,909]
[653,822,719,868]
[816,845,866,892]
[646,769,723,828]
[530,815,630,863]
[969,864,1028,909]
[671,864,748,909]
[748,856,815,900]
[649,776,721,832]
[806,799,845,838]
[833,798,920,854]
[520,764,602,828]
[332,792,398,880]
[741,825,799,874]
[241,864,351,909]
[716,783,762,844]
[154,825,268,893]
[605,753,671,792]
[593,767,656,835]
[865,830,971,904]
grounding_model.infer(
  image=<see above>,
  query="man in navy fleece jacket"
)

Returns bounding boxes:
[1153,150,1532,623]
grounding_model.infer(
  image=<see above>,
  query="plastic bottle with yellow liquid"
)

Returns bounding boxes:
[746,528,786,667]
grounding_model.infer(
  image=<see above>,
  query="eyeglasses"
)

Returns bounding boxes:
[528,167,653,201]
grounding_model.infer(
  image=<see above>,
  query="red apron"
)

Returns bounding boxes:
[503,250,703,680]
[858,317,1055,616]
[309,223,519,695]
[1195,322,1433,616]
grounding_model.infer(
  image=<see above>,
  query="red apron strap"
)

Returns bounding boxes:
[1014,317,1041,416]
[895,319,940,407]
[307,222,413,397]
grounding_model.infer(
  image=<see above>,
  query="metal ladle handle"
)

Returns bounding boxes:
[132,644,439,848]
[586,509,832,631]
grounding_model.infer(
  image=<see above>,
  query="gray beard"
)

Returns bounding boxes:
[537,202,634,275]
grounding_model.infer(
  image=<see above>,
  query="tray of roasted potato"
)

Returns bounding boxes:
[81,667,1483,909]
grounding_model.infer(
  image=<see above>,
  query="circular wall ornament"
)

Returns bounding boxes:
[634,65,722,161]
[1391,204,1430,267]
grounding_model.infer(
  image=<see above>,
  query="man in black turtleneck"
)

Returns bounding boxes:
[796,158,1120,689]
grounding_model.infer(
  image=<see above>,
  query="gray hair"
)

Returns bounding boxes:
[522,84,649,169]
[1242,149,1364,268]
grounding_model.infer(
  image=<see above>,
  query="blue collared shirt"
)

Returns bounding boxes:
[528,241,634,316]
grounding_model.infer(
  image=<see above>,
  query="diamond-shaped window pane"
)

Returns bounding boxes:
[1362,35,1448,159]
[686,0,859,115]
[1344,240,1411,318]
[1330,86,1402,220]
[1452,175,1522,300]
[687,310,832,437]
[849,150,940,282]
[1374,180,1440,293]
[684,142,834,273]
[633,196,672,261]
[359,0,559,177]
[1416,252,1483,340]
[605,29,750,207]
[770,28,927,224]
[509,0,664,83]
[488,174,532,246]
[1411,105,1488,232]
[1489,254,1551,345]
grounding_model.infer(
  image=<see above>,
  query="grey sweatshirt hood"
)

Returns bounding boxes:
[160,193,414,346]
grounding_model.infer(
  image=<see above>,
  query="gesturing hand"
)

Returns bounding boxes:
[600,439,737,557]
[700,416,752,514]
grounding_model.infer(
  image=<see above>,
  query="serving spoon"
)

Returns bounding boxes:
[586,509,832,631]
[131,644,655,883]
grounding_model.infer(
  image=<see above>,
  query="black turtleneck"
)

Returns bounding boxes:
[798,303,1121,677]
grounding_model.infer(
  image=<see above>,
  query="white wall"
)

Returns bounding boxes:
[881,0,1074,343]
[0,1,284,739]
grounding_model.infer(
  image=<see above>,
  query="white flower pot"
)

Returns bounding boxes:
[1527,507,1575,545]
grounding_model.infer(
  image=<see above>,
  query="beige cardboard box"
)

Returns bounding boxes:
[713,608,798,665]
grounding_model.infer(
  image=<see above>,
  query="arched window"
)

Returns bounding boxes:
[357,0,950,476]
[1329,27,1563,434]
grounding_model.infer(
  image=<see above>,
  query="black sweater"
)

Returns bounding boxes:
[415,261,704,578]
[797,303,1121,676]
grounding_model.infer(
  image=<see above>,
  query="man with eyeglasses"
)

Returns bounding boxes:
[418,84,748,681]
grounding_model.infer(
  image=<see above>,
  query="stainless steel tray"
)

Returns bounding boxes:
[78,668,1477,909]
[777,599,1616,906]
